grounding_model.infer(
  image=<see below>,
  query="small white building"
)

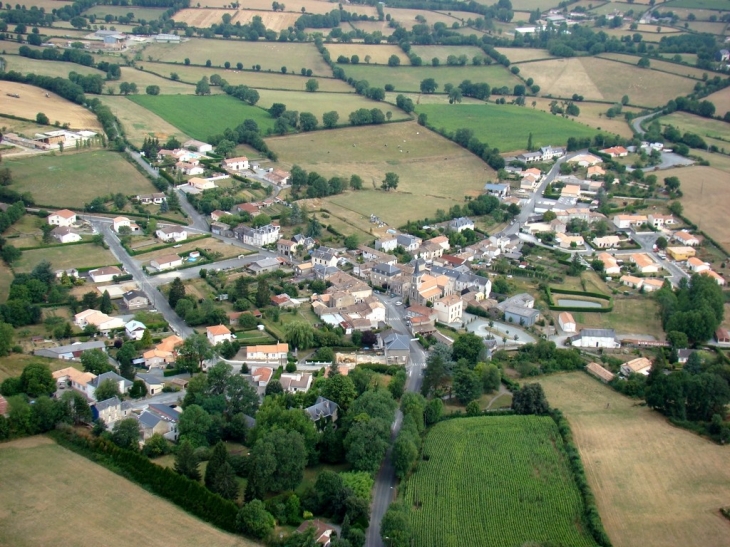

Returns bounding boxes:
[48,209,77,227]
[88,266,123,283]
[150,254,183,271]
[182,139,212,153]
[125,320,147,340]
[207,324,232,345]
[155,225,188,243]
[52,226,82,244]
[222,156,249,171]
[375,236,399,252]
[558,311,576,333]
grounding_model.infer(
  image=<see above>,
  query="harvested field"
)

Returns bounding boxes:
[140,39,332,75]
[142,61,351,92]
[128,94,275,141]
[665,164,730,249]
[101,95,190,146]
[342,64,519,92]
[140,237,240,263]
[416,103,602,153]
[540,372,730,547]
[410,44,490,63]
[516,57,696,107]
[665,7,725,20]
[329,44,409,65]
[384,7,461,26]
[173,8,299,30]
[270,121,493,228]
[0,81,102,132]
[659,111,730,151]
[636,23,685,33]
[0,437,256,547]
[83,5,167,19]
[255,89,411,121]
[527,97,640,138]
[14,243,119,273]
[495,47,554,62]
[598,52,710,79]
[14,0,72,7]
[686,20,728,33]
[5,150,157,208]
[200,0,371,13]
[705,87,730,116]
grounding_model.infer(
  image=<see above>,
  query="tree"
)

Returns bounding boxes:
[177,334,214,374]
[174,439,201,481]
[452,333,485,364]
[20,363,55,397]
[36,112,49,125]
[94,378,121,402]
[179,404,213,447]
[305,78,319,92]
[323,111,339,128]
[146,85,160,95]
[424,398,443,425]
[591,259,604,273]
[322,374,357,411]
[237,500,275,539]
[255,277,271,308]
[285,321,314,350]
[0,322,14,358]
[664,176,681,192]
[345,418,390,473]
[100,290,113,314]
[381,172,399,191]
[111,417,141,450]
[393,435,418,479]
[420,78,438,94]
[81,349,113,375]
[299,112,318,131]
[475,362,500,392]
[60,390,92,424]
[344,235,358,250]
[388,55,400,67]
[381,502,411,547]
[453,366,482,404]
[637,56,650,68]
[512,383,550,415]
[248,429,307,498]
[205,441,238,499]
[168,277,186,308]
[656,236,668,250]
[195,76,211,95]
[668,201,683,216]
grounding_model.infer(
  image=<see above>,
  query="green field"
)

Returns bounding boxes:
[342,64,520,93]
[402,416,599,547]
[14,243,119,273]
[6,150,157,207]
[83,4,167,19]
[129,94,275,141]
[658,111,730,151]
[416,103,601,153]
[665,0,729,8]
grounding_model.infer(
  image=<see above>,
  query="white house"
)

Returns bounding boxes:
[182,139,213,153]
[375,235,399,252]
[48,209,77,227]
[540,145,565,161]
[570,328,620,349]
[156,225,188,243]
[176,161,205,176]
[449,217,474,233]
[150,254,183,271]
[250,366,273,387]
[187,177,216,191]
[244,343,289,362]
[279,372,313,393]
[87,371,133,401]
[630,253,659,274]
[433,294,463,324]
[687,257,710,273]
[558,311,576,333]
[597,252,621,275]
[207,324,232,345]
[673,230,700,246]
[125,320,147,340]
[593,235,620,249]
[240,224,280,247]
[52,226,82,243]
[222,156,249,171]
[396,234,422,251]
[74,309,125,332]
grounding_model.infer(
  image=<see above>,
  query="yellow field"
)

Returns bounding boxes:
[0,437,256,547]
[9,0,72,9]
[540,372,730,547]
[495,47,554,62]
[598,52,710,80]
[192,0,378,15]
[173,8,300,30]
[517,57,697,107]
[101,95,190,146]
[0,81,102,131]
[706,87,730,116]
[384,7,461,26]
[327,44,409,65]
[528,97,639,138]
[665,164,730,249]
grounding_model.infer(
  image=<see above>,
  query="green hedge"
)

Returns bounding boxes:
[546,287,614,313]
[355,363,404,376]
[162,368,187,377]
[126,234,211,256]
[550,409,613,547]
[17,240,92,251]
[49,429,240,534]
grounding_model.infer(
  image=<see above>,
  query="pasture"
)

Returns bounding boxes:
[255,89,411,121]
[349,20,395,35]
[686,20,728,33]
[528,97,641,138]
[196,0,375,14]
[516,57,697,107]
[495,47,554,62]
[83,5,167,19]
[0,81,102,132]
[270,121,493,227]
[598,52,710,80]
[5,150,157,208]
[659,111,730,151]
[142,62,352,92]
[402,416,599,547]
[0,437,255,547]
[118,66,199,94]
[342,64,520,92]
[705,87,730,116]
[665,0,730,9]
[13,243,119,274]
[383,7,461,26]
[128,94,275,141]
[410,44,490,64]
[102,95,191,146]
[0,354,66,381]
[3,55,102,81]
[328,44,409,65]
[664,164,730,249]
[540,372,730,547]
[140,40,332,76]
[13,0,72,8]
[416,103,601,153]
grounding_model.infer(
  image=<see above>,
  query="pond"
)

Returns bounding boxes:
[557,298,603,308]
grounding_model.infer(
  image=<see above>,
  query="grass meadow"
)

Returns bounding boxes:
[598,53,710,80]
[416,103,601,153]
[129,94,275,140]
[141,40,332,75]
[14,243,119,274]
[0,354,77,381]
[659,111,730,151]
[571,297,664,339]
[0,437,255,547]
[83,4,167,19]
[402,416,599,547]
[410,45,491,64]
[664,0,730,8]
[102,95,191,146]
[540,372,730,547]
[6,150,157,207]
[705,87,730,116]
[342,64,520,93]
[328,44,410,65]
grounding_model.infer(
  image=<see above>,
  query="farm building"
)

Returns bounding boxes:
[183,139,212,153]
[39,341,106,361]
[666,247,696,261]
[504,306,540,327]
[558,312,576,333]
[620,357,652,376]
[586,362,614,382]
[570,328,620,349]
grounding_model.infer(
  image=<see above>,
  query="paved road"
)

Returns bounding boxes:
[176,188,210,232]
[127,148,161,179]
[366,296,427,547]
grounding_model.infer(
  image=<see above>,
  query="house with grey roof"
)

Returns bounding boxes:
[484,183,509,197]
[88,371,133,401]
[247,257,282,274]
[136,373,164,395]
[305,397,339,424]
[92,396,129,426]
[396,234,422,251]
[504,306,540,327]
[138,405,180,442]
[382,332,411,364]
[34,340,107,360]
[122,290,149,310]
[569,328,620,349]
[449,217,475,233]
[371,262,402,287]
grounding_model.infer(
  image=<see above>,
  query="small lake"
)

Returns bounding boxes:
[557,299,603,308]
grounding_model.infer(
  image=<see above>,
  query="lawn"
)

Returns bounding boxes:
[268,121,493,228]
[402,416,599,547]
[540,372,730,547]
[658,111,730,151]
[255,89,411,122]
[14,243,119,274]
[140,40,332,76]
[128,94,275,141]
[0,436,255,547]
[571,296,664,339]
[341,64,520,93]
[5,150,157,208]
[102,95,191,146]
[416,103,602,153]
[516,57,697,107]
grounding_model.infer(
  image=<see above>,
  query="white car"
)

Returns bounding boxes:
[395,301,403,306]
